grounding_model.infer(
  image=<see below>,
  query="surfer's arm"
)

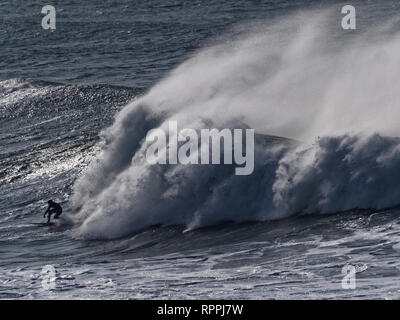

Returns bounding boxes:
[43,207,49,218]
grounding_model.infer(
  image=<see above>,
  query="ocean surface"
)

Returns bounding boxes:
[2,0,400,299]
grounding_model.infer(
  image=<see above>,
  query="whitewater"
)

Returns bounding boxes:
[2,0,400,299]
[71,10,400,240]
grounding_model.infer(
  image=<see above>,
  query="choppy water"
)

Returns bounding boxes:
[2,0,400,299]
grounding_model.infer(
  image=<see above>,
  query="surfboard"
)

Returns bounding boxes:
[31,222,56,227]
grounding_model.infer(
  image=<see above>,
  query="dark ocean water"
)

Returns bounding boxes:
[2,0,400,299]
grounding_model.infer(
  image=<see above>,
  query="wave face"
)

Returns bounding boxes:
[71,10,400,239]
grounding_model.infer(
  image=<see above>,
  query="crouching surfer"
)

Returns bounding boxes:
[43,200,62,223]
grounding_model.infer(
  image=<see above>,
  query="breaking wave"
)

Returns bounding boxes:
[71,9,400,239]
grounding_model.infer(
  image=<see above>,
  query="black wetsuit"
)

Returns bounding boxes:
[44,202,62,223]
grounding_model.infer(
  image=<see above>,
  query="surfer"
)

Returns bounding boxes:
[43,200,62,223]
